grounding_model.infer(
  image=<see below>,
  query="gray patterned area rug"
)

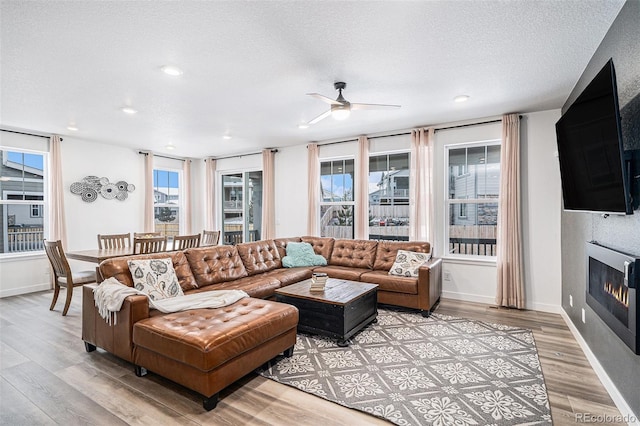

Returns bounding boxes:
[257,308,552,425]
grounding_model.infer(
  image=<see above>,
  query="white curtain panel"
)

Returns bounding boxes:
[307,143,320,236]
[182,159,192,234]
[496,114,525,309]
[204,158,217,231]
[143,152,155,232]
[262,149,276,239]
[409,127,434,244]
[355,135,369,240]
[49,135,67,248]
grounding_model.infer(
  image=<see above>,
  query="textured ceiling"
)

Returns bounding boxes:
[0,0,626,158]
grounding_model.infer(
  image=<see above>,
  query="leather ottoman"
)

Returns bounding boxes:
[132,297,298,410]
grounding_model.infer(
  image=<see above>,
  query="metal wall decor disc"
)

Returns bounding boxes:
[70,182,85,194]
[116,191,128,201]
[83,176,100,183]
[116,181,128,191]
[99,177,110,185]
[81,189,98,202]
[127,183,136,192]
[100,183,117,199]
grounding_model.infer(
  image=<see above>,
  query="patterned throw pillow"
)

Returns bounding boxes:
[388,250,431,277]
[127,258,184,301]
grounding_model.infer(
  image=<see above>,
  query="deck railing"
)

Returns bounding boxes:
[449,238,496,256]
[6,228,44,252]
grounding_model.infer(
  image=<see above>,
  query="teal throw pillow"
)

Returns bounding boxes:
[282,242,327,268]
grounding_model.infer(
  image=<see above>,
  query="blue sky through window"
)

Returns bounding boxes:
[153,170,179,188]
[7,151,43,170]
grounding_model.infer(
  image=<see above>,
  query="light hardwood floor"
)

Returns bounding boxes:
[0,288,627,425]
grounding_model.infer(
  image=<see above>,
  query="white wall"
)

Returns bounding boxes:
[435,111,563,313]
[2,110,563,310]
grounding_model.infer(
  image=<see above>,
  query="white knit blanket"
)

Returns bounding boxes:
[93,277,249,325]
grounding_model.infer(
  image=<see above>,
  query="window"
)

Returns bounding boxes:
[153,169,181,237]
[0,149,46,254]
[320,158,354,239]
[445,141,500,257]
[221,171,262,245]
[368,153,410,241]
[31,204,43,218]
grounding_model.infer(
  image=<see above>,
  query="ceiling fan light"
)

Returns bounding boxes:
[331,107,351,121]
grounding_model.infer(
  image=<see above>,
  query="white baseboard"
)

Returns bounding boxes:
[0,283,50,298]
[442,291,561,314]
[560,309,639,425]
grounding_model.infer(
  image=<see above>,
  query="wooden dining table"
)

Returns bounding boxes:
[66,247,136,263]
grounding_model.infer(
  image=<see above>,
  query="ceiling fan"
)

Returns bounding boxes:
[305,82,400,125]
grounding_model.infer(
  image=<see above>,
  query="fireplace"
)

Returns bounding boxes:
[585,242,639,354]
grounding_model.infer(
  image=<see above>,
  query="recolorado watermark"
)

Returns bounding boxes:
[575,412,638,423]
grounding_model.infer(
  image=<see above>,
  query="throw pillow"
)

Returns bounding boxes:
[127,258,184,301]
[282,242,328,268]
[388,250,431,277]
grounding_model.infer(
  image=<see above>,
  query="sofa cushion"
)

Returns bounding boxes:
[360,270,418,294]
[301,236,334,259]
[373,241,431,271]
[282,242,327,267]
[99,251,198,291]
[274,237,302,259]
[259,267,314,287]
[186,274,281,299]
[389,250,431,277]
[133,299,298,371]
[329,239,378,269]
[184,246,248,287]
[312,265,369,281]
[127,258,184,300]
[237,240,282,274]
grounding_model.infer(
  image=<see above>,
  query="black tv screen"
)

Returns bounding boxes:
[555,59,632,214]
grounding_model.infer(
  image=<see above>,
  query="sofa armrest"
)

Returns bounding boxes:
[82,283,150,363]
[416,257,442,311]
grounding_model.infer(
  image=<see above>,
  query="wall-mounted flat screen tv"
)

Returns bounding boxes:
[555,58,632,215]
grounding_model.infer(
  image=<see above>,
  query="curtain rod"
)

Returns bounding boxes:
[208,148,278,161]
[1,129,52,139]
[138,151,187,162]
[312,115,523,147]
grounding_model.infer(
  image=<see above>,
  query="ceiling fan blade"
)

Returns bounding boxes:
[351,102,401,110]
[308,109,332,124]
[307,93,342,105]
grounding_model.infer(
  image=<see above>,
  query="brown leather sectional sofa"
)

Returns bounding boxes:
[82,236,441,410]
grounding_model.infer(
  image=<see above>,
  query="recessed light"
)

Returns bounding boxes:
[298,123,309,129]
[121,106,138,114]
[161,65,183,76]
[454,95,470,103]
[67,125,78,131]
[223,135,232,140]
[165,144,175,150]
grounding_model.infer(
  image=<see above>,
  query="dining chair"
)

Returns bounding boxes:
[173,233,201,250]
[133,231,162,238]
[133,235,167,254]
[201,230,220,246]
[97,232,131,249]
[43,240,97,316]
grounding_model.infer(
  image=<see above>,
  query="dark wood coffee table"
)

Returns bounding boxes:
[274,278,378,347]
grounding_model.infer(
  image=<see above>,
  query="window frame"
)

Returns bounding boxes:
[367,150,411,241]
[444,139,501,260]
[319,156,355,238]
[152,167,183,237]
[219,168,263,245]
[0,148,48,257]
